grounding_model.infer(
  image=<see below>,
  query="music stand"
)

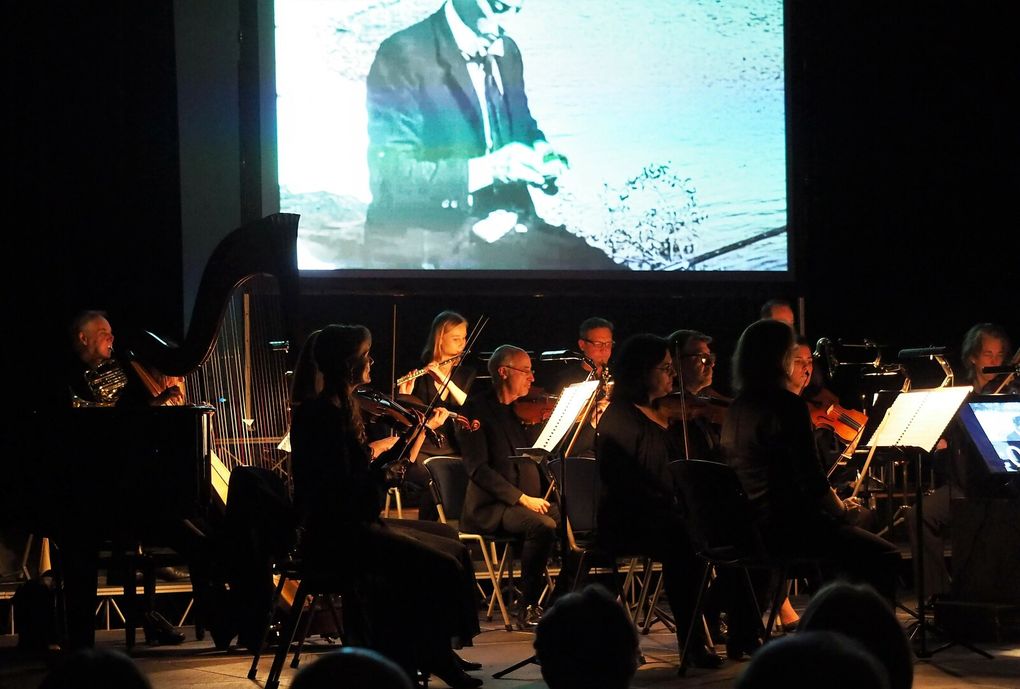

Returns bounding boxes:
[493,379,601,680]
[866,386,991,659]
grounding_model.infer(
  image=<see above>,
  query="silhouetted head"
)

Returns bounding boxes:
[534,584,640,689]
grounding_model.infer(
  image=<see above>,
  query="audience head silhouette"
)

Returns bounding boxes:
[39,648,151,689]
[534,584,640,689]
[799,581,913,689]
[290,647,415,689]
[735,630,890,689]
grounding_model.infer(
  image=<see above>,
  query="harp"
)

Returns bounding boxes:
[127,212,302,506]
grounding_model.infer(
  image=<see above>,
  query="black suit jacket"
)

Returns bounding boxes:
[366,9,544,233]
[456,388,544,533]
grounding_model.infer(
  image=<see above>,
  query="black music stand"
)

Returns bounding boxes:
[867,386,991,659]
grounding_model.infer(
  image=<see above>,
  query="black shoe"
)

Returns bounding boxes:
[143,611,185,646]
[516,604,543,629]
[430,653,484,689]
[684,645,724,670]
[455,653,482,672]
[154,566,189,581]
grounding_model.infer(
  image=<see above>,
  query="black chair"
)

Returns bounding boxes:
[547,457,666,633]
[668,459,816,671]
[423,455,518,631]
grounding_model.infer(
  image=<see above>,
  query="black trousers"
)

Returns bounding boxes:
[498,504,560,607]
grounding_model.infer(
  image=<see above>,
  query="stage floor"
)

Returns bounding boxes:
[2,595,1017,689]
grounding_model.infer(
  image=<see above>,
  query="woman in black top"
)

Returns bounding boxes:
[398,311,478,515]
[595,334,724,669]
[289,325,481,688]
[720,320,900,602]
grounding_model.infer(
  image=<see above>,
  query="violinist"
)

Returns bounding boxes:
[397,311,477,515]
[658,329,727,461]
[456,345,561,629]
[289,326,482,687]
[907,323,1014,601]
[548,317,616,457]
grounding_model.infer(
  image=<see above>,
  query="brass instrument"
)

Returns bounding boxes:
[72,358,128,407]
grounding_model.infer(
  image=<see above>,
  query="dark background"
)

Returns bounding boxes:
[7,1,1018,406]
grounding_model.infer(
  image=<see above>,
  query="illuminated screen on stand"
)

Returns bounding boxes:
[275,0,788,276]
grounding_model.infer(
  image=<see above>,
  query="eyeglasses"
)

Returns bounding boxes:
[503,365,534,376]
[364,354,375,366]
[684,353,716,367]
[488,0,523,14]
[653,364,674,374]
[582,339,615,350]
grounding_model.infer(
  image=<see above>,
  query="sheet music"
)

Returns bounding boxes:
[866,386,971,452]
[533,380,600,453]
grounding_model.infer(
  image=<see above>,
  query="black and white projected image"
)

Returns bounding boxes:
[276,0,787,273]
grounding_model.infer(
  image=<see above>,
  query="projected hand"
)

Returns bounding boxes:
[533,140,569,182]
[488,142,546,186]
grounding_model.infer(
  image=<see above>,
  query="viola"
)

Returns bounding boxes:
[514,387,558,426]
[809,401,868,444]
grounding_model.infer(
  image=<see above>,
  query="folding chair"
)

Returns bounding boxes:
[669,460,819,672]
[423,455,517,631]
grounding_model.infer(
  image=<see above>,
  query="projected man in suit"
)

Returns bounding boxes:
[365,0,617,270]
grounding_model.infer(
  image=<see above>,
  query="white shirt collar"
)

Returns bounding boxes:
[444,1,505,60]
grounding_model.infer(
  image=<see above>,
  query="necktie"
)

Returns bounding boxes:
[480,55,510,151]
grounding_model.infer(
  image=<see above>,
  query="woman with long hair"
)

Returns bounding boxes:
[289,325,481,688]
[721,320,901,604]
[397,311,478,516]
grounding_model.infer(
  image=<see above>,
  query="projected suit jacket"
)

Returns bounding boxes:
[365,9,544,234]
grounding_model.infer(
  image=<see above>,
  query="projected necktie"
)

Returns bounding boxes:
[481,55,510,151]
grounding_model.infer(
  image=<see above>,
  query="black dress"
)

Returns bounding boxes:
[595,401,708,650]
[290,397,478,674]
[720,387,901,600]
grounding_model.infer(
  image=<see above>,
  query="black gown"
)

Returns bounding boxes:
[290,397,479,674]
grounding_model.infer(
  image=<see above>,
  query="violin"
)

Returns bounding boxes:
[809,401,867,444]
[655,390,730,426]
[395,393,481,432]
[513,387,558,426]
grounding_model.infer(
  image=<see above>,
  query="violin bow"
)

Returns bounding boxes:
[417,313,490,433]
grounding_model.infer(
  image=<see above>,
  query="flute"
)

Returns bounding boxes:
[396,353,465,386]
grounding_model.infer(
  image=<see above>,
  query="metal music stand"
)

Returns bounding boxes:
[867,386,991,659]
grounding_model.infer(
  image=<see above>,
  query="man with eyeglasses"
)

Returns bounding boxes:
[364,0,617,270]
[456,345,561,628]
[549,318,615,457]
[662,330,725,462]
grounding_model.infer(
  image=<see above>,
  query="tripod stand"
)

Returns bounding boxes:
[861,386,991,659]
[903,447,991,659]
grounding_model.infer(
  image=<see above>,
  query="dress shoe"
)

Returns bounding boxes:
[455,653,482,672]
[779,618,799,633]
[516,604,543,629]
[683,644,724,670]
[430,652,484,689]
[143,611,185,646]
[154,565,189,582]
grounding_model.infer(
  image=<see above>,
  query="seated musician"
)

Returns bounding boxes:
[660,329,727,462]
[397,311,477,516]
[548,316,615,457]
[907,322,1014,601]
[289,325,481,688]
[61,311,197,649]
[720,320,901,605]
[759,298,795,327]
[455,345,560,628]
[68,310,183,408]
[595,334,726,669]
